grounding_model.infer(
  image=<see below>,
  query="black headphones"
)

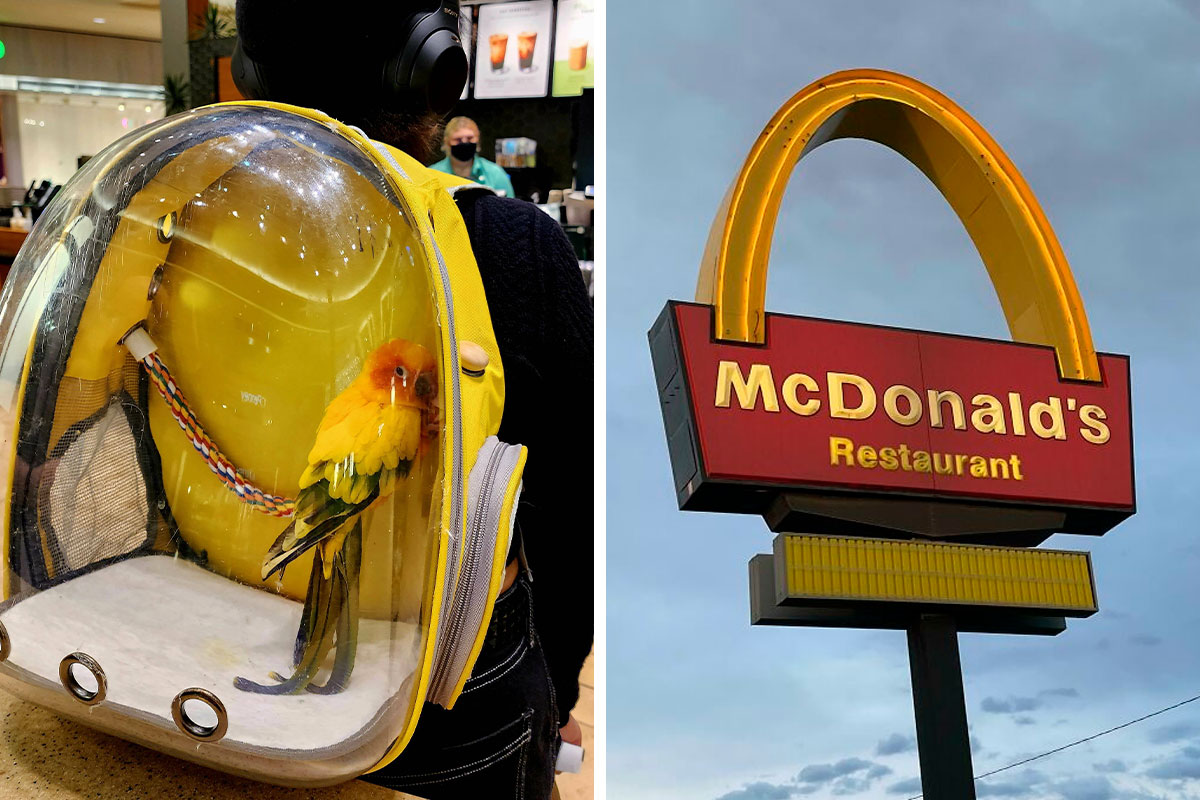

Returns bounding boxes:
[232,0,468,116]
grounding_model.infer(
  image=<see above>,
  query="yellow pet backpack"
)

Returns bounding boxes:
[0,101,526,786]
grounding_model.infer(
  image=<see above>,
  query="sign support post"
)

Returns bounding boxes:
[907,615,976,800]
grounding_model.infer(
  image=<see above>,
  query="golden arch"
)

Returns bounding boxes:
[696,69,1100,382]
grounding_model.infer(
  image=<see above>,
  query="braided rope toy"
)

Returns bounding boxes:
[122,325,296,518]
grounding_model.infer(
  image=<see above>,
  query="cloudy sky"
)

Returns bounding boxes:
[606,2,1200,799]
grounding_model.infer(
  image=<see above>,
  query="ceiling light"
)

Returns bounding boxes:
[118,103,125,111]
[93,17,106,24]
[144,105,152,113]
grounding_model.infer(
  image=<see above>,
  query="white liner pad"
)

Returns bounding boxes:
[0,555,419,754]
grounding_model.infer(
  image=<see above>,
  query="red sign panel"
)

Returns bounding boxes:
[650,302,1134,537]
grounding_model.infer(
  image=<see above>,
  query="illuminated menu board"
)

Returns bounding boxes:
[473,0,553,99]
[552,0,594,97]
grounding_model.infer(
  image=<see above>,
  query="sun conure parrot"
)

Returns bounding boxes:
[233,338,438,695]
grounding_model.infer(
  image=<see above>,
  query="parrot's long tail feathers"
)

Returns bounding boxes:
[293,553,325,667]
[234,554,342,695]
[308,519,362,695]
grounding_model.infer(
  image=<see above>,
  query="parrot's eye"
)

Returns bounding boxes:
[414,373,433,399]
[393,365,408,382]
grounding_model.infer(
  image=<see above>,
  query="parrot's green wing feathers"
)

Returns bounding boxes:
[261,477,377,581]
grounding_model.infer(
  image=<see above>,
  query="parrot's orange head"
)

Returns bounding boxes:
[365,338,438,410]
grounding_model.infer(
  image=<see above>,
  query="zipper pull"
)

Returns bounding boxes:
[518,534,533,583]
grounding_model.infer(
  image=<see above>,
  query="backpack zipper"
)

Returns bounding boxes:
[427,438,509,701]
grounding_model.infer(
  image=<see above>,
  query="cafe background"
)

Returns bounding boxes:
[0,1,595,799]
[0,0,595,293]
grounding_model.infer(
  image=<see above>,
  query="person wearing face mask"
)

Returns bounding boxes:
[430,116,517,198]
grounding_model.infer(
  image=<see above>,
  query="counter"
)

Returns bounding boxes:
[0,691,416,799]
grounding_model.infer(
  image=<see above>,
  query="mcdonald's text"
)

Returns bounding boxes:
[651,302,1134,530]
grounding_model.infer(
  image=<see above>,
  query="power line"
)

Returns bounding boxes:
[905,691,1200,800]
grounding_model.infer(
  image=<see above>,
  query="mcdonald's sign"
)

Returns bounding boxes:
[649,68,1134,800]
[650,69,1135,547]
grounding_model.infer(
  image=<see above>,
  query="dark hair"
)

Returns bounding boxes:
[235,0,450,160]
[351,109,445,164]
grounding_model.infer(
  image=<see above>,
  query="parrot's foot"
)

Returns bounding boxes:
[305,680,346,695]
[232,659,351,695]
[232,673,313,695]
[305,663,351,694]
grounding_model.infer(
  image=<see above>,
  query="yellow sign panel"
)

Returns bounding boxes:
[775,534,1096,616]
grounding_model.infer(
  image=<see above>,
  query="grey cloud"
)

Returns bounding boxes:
[981,696,1042,714]
[887,777,922,795]
[831,777,872,795]
[716,754,898,800]
[876,733,916,756]
[1092,759,1127,773]
[975,769,1047,798]
[1054,775,1117,800]
[1014,716,1037,726]
[1146,755,1200,780]
[713,758,896,800]
[976,782,1038,797]
[982,689,1080,717]
[793,757,893,796]
[796,757,876,784]
[1184,746,1200,759]
[714,782,800,800]
[1147,722,1199,744]
[1130,634,1163,646]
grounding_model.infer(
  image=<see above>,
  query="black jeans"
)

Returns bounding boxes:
[362,573,560,799]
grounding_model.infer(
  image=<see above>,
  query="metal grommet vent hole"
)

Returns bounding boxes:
[172,688,228,742]
[157,210,177,243]
[59,653,106,705]
[0,621,9,662]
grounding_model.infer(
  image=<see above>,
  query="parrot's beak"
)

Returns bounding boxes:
[414,372,434,403]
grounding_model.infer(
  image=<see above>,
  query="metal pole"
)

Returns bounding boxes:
[907,614,976,800]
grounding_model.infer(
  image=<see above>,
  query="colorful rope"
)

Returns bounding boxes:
[141,351,296,518]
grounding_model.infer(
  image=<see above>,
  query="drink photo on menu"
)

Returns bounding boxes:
[553,0,594,97]
[473,0,554,99]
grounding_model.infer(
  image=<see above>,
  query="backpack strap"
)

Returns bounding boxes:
[446,182,497,199]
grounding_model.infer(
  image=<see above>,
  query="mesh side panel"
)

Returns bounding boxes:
[41,396,152,573]
[46,366,128,455]
[24,353,166,584]
[121,354,142,398]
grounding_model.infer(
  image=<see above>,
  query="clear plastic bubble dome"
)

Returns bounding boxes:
[0,105,450,785]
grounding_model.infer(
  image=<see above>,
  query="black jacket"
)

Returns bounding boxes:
[457,191,594,724]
